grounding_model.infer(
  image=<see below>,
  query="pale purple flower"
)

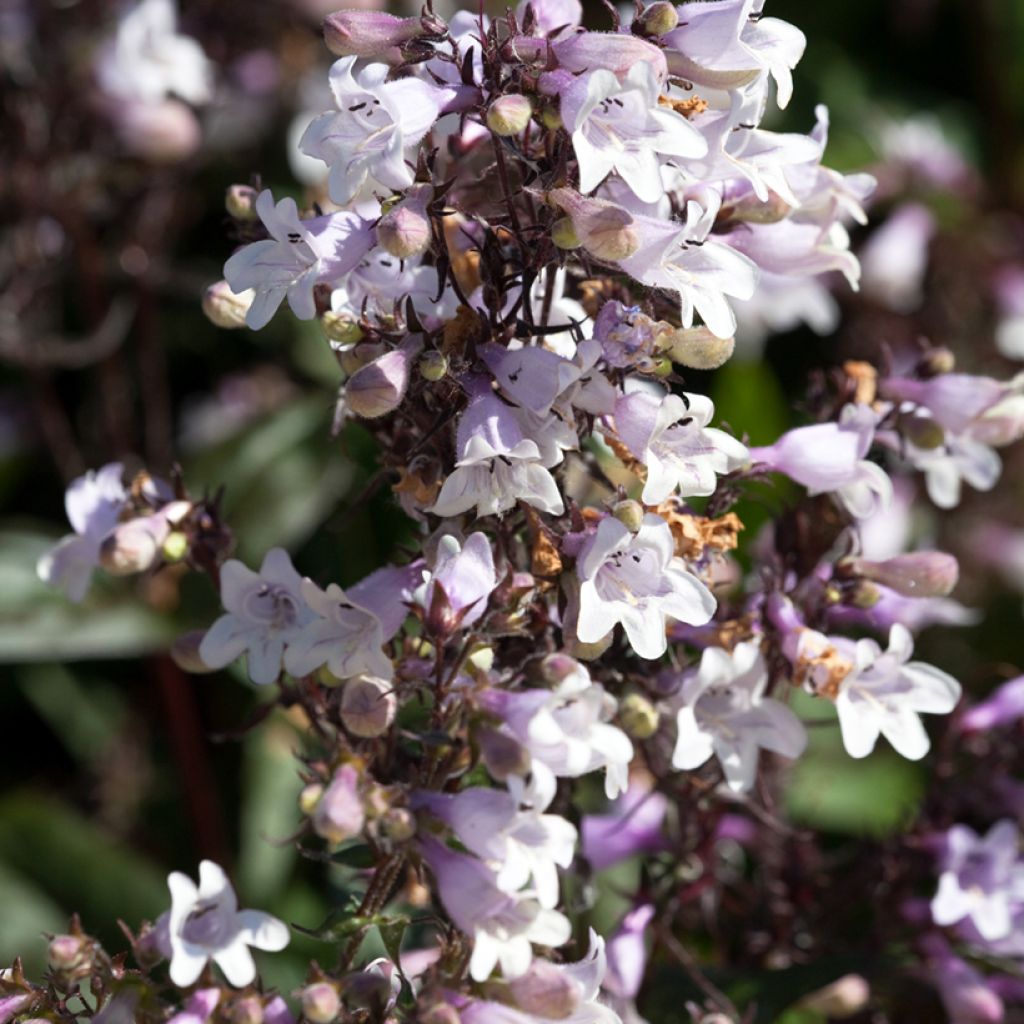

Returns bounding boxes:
[613,389,749,504]
[901,421,1002,510]
[96,0,213,106]
[478,343,582,418]
[576,513,716,660]
[931,821,1024,942]
[749,404,893,519]
[921,935,1005,1024]
[415,785,577,909]
[164,860,289,987]
[37,462,127,603]
[284,563,419,681]
[561,63,706,202]
[618,193,758,339]
[581,785,668,871]
[671,640,807,791]
[859,203,936,312]
[817,624,962,760]
[515,0,581,37]
[960,676,1024,733]
[661,0,806,108]
[419,532,499,632]
[484,658,634,801]
[603,905,655,1001]
[223,190,376,330]
[431,386,565,519]
[199,548,312,686]
[313,764,365,845]
[592,302,664,370]
[300,58,449,205]
[168,989,220,1024]
[420,837,571,982]
[331,250,455,326]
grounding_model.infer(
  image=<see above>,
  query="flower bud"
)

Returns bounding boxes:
[612,499,645,532]
[381,807,416,842]
[619,692,660,739]
[540,652,581,684]
[547,189,639,262]
[49,933,88,972]
[299,782,324,816]
[634,1,678,36]
[322,311,364,347]
[902,413,945,450]
[99,513,172,575]
[171,630,218,674]
[537,103,563,131]
[227,995,264,1024]
[225,184,259,221]
[798,974,870,1018]
[420,1004,460,1024]
[841,552,959,598]
[508,961,581,1018]
[658,325,736,370]
[344,336,422,419]
[340,675,397,738]
[162,531,189,563]
[419,350,448,381]
[477,726,532,781]
[487,95,533,136]
[323,10,424,58]
[551,217,580,251]
[313,765,365,845]
[377,186,432,259]
[203,280,254,329]
[115,98,201,162]
[300,981,341,1024]
[343,966,395,1010]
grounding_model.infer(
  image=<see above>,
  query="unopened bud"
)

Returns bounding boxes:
[100,513,171,575]
[651,355,673,376]
[619,692,660,739]
[538,103,563,131]
[721,189,791,226]
[419,350,448,381]
[49,934,87,972]
[508,961,581,1018]
[203,280,254,329]
[343,967,395,1010]
[919,346,956,377]
[540,652,581,684]
[551,217,580,251]
[381,807,416,842]
[842,552,959,598]
[227,995,264,1024]
[634,1,678,36]
[344,336,422,418]
[299,782,324,816]
[115,98,201,163]
[377,186,432,258]
[798,974,870,1018]
[902,413,945,450]
[323,10,424,58]
[612,499,645,532]
[322,311,364,347]
[300,982,341,1024]
[340,675,397,738]
[848,581,881,609]
[313,765,365,845]
[548,189,639,262]
[420,1004,460,1024]
[659,325,735,370]
[478,726,532,781]
[487,94,533,136]
[225,184,259,221]
[171,630,217,674]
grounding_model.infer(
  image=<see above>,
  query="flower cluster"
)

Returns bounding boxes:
[23,0,1024,1022]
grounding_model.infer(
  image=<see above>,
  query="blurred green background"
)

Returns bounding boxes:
[2,0,1024,1014]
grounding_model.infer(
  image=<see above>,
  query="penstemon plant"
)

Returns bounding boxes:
[18,0,1024,1022]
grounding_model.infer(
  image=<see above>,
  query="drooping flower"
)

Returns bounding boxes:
[560,63,706,202]
[670,640,807,792]
[300,58,450,206]
[419,532,500,633]
[581,785,668,871]
[805,624,962,760]
[198,548,312,686]
[575,514,716,659]
[163,860,289,987]
[613,388,749,504]
[37,462,128,603]
[223,190,376,330]
[931,821,1024,942]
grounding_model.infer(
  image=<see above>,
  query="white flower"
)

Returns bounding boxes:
[223,190,376,331]
[903,423,1002,510]
[576,514,716,660]
[671,641,807,792]
[164,860,289,987]
[283,579,394,681]
[931,821,1024,942]
[96,0,213,106]
[300,58,448,206]
[198,548,311,686]
[823,624,961,760]
[37,462,127,603]
[613,389,749,504]
[561,63,706,202]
